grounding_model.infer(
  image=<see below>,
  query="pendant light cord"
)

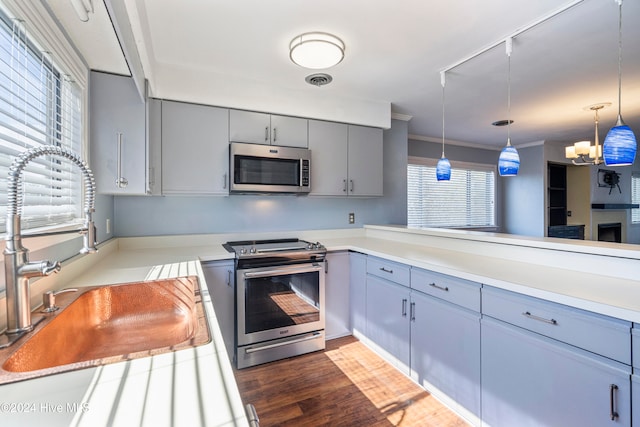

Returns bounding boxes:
[616,0,623,119]
[441,72,446,158]
[506,39,512,146]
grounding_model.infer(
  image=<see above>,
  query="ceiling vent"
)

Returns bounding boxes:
[305,73,333,87]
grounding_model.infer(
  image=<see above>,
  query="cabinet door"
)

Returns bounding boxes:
[366,274,410,374]
[229,110,271,145]
[308,120,348,196]
[162,101,229,194]
[347,125,383,196]
[349,252,367,339]
[325,251,350,339]
[271,115,308,147]
[410,291,481,423]
[147,98,162,195]
[632,375,640,427]
[90,71,147,195]
[481,317,631,427]
[202,261,235,362]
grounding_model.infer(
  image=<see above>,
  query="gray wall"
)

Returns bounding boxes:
[112,119,409,236]
[502,144,545,237]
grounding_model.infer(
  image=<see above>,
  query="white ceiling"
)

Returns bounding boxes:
[50,0,640,152]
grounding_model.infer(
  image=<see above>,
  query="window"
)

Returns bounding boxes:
[408,157,496,228]
[632,173,640,224]
[0,7,83,233]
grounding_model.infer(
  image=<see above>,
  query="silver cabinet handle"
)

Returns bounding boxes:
[410,302,416,321]
[343,179,347,192]
[223,173,227,189]
[379,267,393,274]
[227,270,232,287]
[402,298,407,317]
[264,126,269,142]
[115,132,128,188]
[522,311,557,325]
[273,127,277,142]
[350,179,354,192]
[429,282,449,292]
[610,384,619,421]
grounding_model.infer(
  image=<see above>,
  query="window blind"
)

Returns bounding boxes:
[408,158,496,228]
[0,10,83,233]
[632,173,640,224]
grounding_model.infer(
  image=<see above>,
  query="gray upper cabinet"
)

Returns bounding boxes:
[308,120,348,195]
[161,100,229,195]
[309,120,383,196]
[229,109,308,148]
[90,71,149,195]
[347,125,383,196]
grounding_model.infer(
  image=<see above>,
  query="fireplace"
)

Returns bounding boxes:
[597,222,622,243]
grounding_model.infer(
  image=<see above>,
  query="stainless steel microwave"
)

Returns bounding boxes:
[229,142,311,194]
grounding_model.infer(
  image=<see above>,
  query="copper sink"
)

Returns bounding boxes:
[0,276,210,384]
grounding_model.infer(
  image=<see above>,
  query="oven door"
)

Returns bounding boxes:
[236,262,325,347]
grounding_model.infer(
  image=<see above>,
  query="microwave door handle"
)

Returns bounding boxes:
[300,159,303,187]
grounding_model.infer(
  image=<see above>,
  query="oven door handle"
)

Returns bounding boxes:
[242,264,323,278]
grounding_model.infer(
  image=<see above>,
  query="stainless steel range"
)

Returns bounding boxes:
[224,238,326,369]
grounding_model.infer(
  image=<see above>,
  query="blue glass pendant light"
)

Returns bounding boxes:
[436,71,451,181]
[603,0,637,166]
[498,38,520,177]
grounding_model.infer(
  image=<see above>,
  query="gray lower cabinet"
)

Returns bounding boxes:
[201,260,235,362]
[632,326,640,427]
[349,252,367,339]
[161,100,229,194]
[365,273,411,375]
[409,291,481,423]
[325,251,350,339]
[481,316,631,427]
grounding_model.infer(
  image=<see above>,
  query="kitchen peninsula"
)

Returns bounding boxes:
[1,225,638,426]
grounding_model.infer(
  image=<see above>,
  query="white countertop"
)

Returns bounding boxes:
[1,224,639,426]
[0,239,249,427]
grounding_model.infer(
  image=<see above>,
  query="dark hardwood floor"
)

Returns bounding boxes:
[233,336,468,426]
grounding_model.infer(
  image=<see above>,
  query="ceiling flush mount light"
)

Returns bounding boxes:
[565,103,610,165]
[603,0,637,166]
[436,71,451,181]
[498,38,520,177]
[290,32,345,70]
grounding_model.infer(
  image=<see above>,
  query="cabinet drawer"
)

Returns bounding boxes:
[482,287,631,364]
[410,268,480,312]
[366,256,410,287]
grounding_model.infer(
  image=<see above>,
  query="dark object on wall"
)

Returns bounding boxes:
[598,169,621,194]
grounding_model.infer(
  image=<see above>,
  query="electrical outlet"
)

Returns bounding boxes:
[348,212,355,224]
[106,218,111,234]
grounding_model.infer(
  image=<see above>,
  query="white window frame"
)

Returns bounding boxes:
[0,0,88,250]
[407,156,497,229]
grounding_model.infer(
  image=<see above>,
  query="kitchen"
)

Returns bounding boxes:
[0,0,640,426]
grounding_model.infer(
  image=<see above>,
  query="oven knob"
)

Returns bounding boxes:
[240,247,247,255]
[306,242,313,250]
[249,246,257,254]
